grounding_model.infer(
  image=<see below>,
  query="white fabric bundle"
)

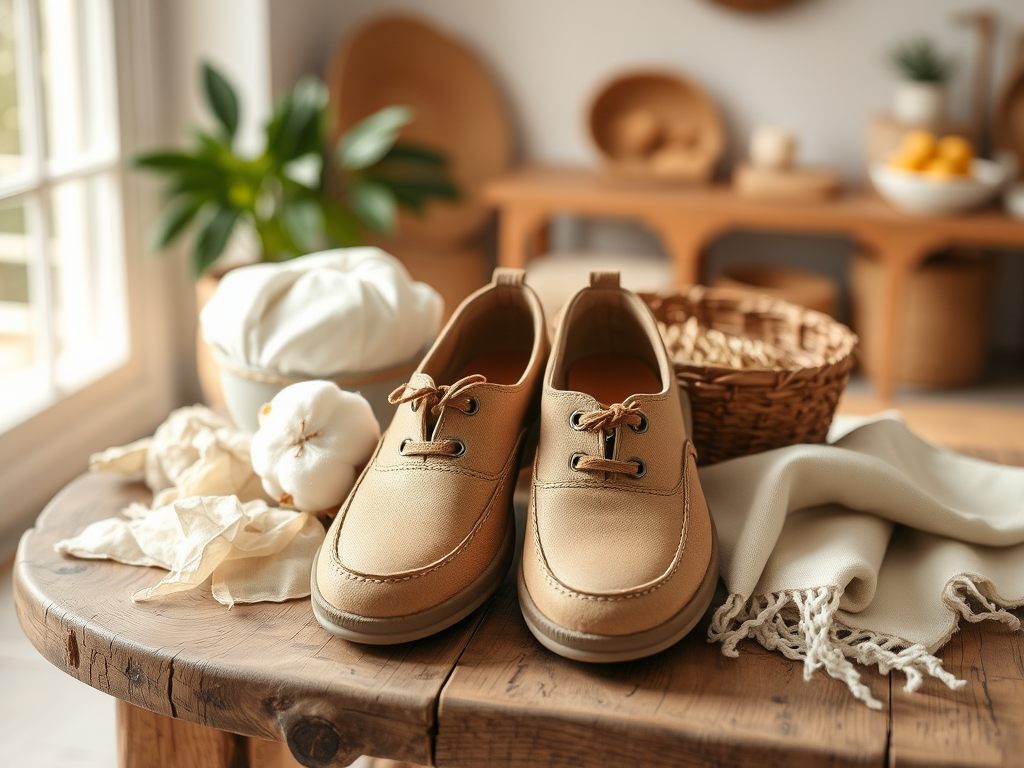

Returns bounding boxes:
[89,405,268,506]
[200,247,443,375]
[701,414,1024,709]
[56,496,324,607]
[61,406,323,606]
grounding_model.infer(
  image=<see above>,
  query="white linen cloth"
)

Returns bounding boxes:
[89,405,269,507]
[60,405,323,606]
[55,496,324,607]
[700,414,1024,708]
[200,247,443,375]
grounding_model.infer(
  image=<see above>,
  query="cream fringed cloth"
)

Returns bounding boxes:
[56,406,324,607]
[700,415,1024,709]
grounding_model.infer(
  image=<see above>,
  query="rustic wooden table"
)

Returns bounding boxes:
[14,453,1024,768]
[484,165,1024,401]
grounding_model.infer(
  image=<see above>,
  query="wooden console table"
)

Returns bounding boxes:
[14,456,1024,768]
[485,165,1024,400]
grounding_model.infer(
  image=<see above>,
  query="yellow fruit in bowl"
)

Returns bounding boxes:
[888,152,928,172]
[899,130,938,161]
[923,157,960,181]
[937,135,973,164]
[949,157,972,176]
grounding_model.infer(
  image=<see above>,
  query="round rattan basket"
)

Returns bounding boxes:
[641,287,858,466]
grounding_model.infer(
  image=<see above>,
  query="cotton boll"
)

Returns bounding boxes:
[250,381,381,513]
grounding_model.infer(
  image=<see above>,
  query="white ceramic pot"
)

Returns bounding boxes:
[892,81,946,127]
[1006,183,1024,220]
[749,126,797,171]
[214,348,426,434]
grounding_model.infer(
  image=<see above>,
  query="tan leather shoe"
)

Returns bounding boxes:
[518,271,719,662]
[312,268,548,643]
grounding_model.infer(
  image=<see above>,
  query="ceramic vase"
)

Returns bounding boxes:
[893,81,946,126]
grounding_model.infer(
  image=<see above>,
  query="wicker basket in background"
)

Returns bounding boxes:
[642,287,858,466]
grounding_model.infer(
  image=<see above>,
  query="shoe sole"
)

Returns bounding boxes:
[310,512,515,645]
[517,516,720,663]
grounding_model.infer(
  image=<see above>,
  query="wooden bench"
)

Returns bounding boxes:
[484,165,1024,401]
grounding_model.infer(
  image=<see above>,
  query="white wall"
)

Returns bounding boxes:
[305,0,1024,175]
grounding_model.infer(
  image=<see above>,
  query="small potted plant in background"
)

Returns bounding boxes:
[891,37,954,127]
[133,62,457,403]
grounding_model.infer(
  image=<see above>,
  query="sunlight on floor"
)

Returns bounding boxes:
[0,565,117,768]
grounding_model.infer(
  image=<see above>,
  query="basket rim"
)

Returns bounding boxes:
[642,286,859,374]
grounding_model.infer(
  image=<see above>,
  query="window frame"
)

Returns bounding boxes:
[0,0,177,552]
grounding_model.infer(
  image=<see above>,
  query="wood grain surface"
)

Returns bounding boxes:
[14,471,482,767]
[889,618,1024,768]
[435,586,888,768]
[887,446,1024,768]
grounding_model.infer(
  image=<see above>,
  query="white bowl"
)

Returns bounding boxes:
[214,349,424,434]
[870,159,1006,216]
[1005,182,1024,220]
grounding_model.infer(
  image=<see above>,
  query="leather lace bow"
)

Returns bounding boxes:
[572,401,647,477]
[388,374,487,415]
[388,374,488,458]
[575,401,645,433]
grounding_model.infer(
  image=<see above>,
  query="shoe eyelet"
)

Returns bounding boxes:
[568,452,586,471]
[569,410,586,430]
[399,437,413,455]
[628,458,647,479]
[464,397,480,416]
[410,400,419,412]
[450,438,466,457]
[629,414,649,434]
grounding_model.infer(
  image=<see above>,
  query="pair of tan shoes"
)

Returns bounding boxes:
[311,268,719,662]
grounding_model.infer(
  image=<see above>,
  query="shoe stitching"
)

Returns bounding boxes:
[533,479,682,497]
[373,462,503,481]
[329,430,525,584]
[528,445,693,603]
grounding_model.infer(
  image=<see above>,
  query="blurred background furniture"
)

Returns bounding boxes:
[485,164,1024,400]
[327,15,515,318]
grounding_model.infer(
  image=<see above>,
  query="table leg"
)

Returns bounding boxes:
[117,700,304,768]
[645,216,718,287]
[497,205,549,270]
[857,230,937,402]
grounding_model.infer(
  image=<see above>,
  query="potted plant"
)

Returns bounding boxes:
[133,62,457,403]
[890,37,954,127]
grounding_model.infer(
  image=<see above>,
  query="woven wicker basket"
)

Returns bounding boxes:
[641,287,858,466]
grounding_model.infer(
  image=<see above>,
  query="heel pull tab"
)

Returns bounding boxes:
[590,271,620,289]
[493,267,526,286]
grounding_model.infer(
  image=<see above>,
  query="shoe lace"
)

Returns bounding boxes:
[388,374,487,457]
[571,401,647,477]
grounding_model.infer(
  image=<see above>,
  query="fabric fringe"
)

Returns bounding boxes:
[705,578,1022,709]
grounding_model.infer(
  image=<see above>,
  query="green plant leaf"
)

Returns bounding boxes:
[202,62,240,141]
[280,198,322,252]
[319,199,362,246]
[265,78,328,164]
[149,197,205,251]
[891,38,953,83]
[351,180,397,233]
[367,174,459,201]
[380,142,449,168]
[131,150,220,173]
[337,106,413,171]
[192,206,240,276]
